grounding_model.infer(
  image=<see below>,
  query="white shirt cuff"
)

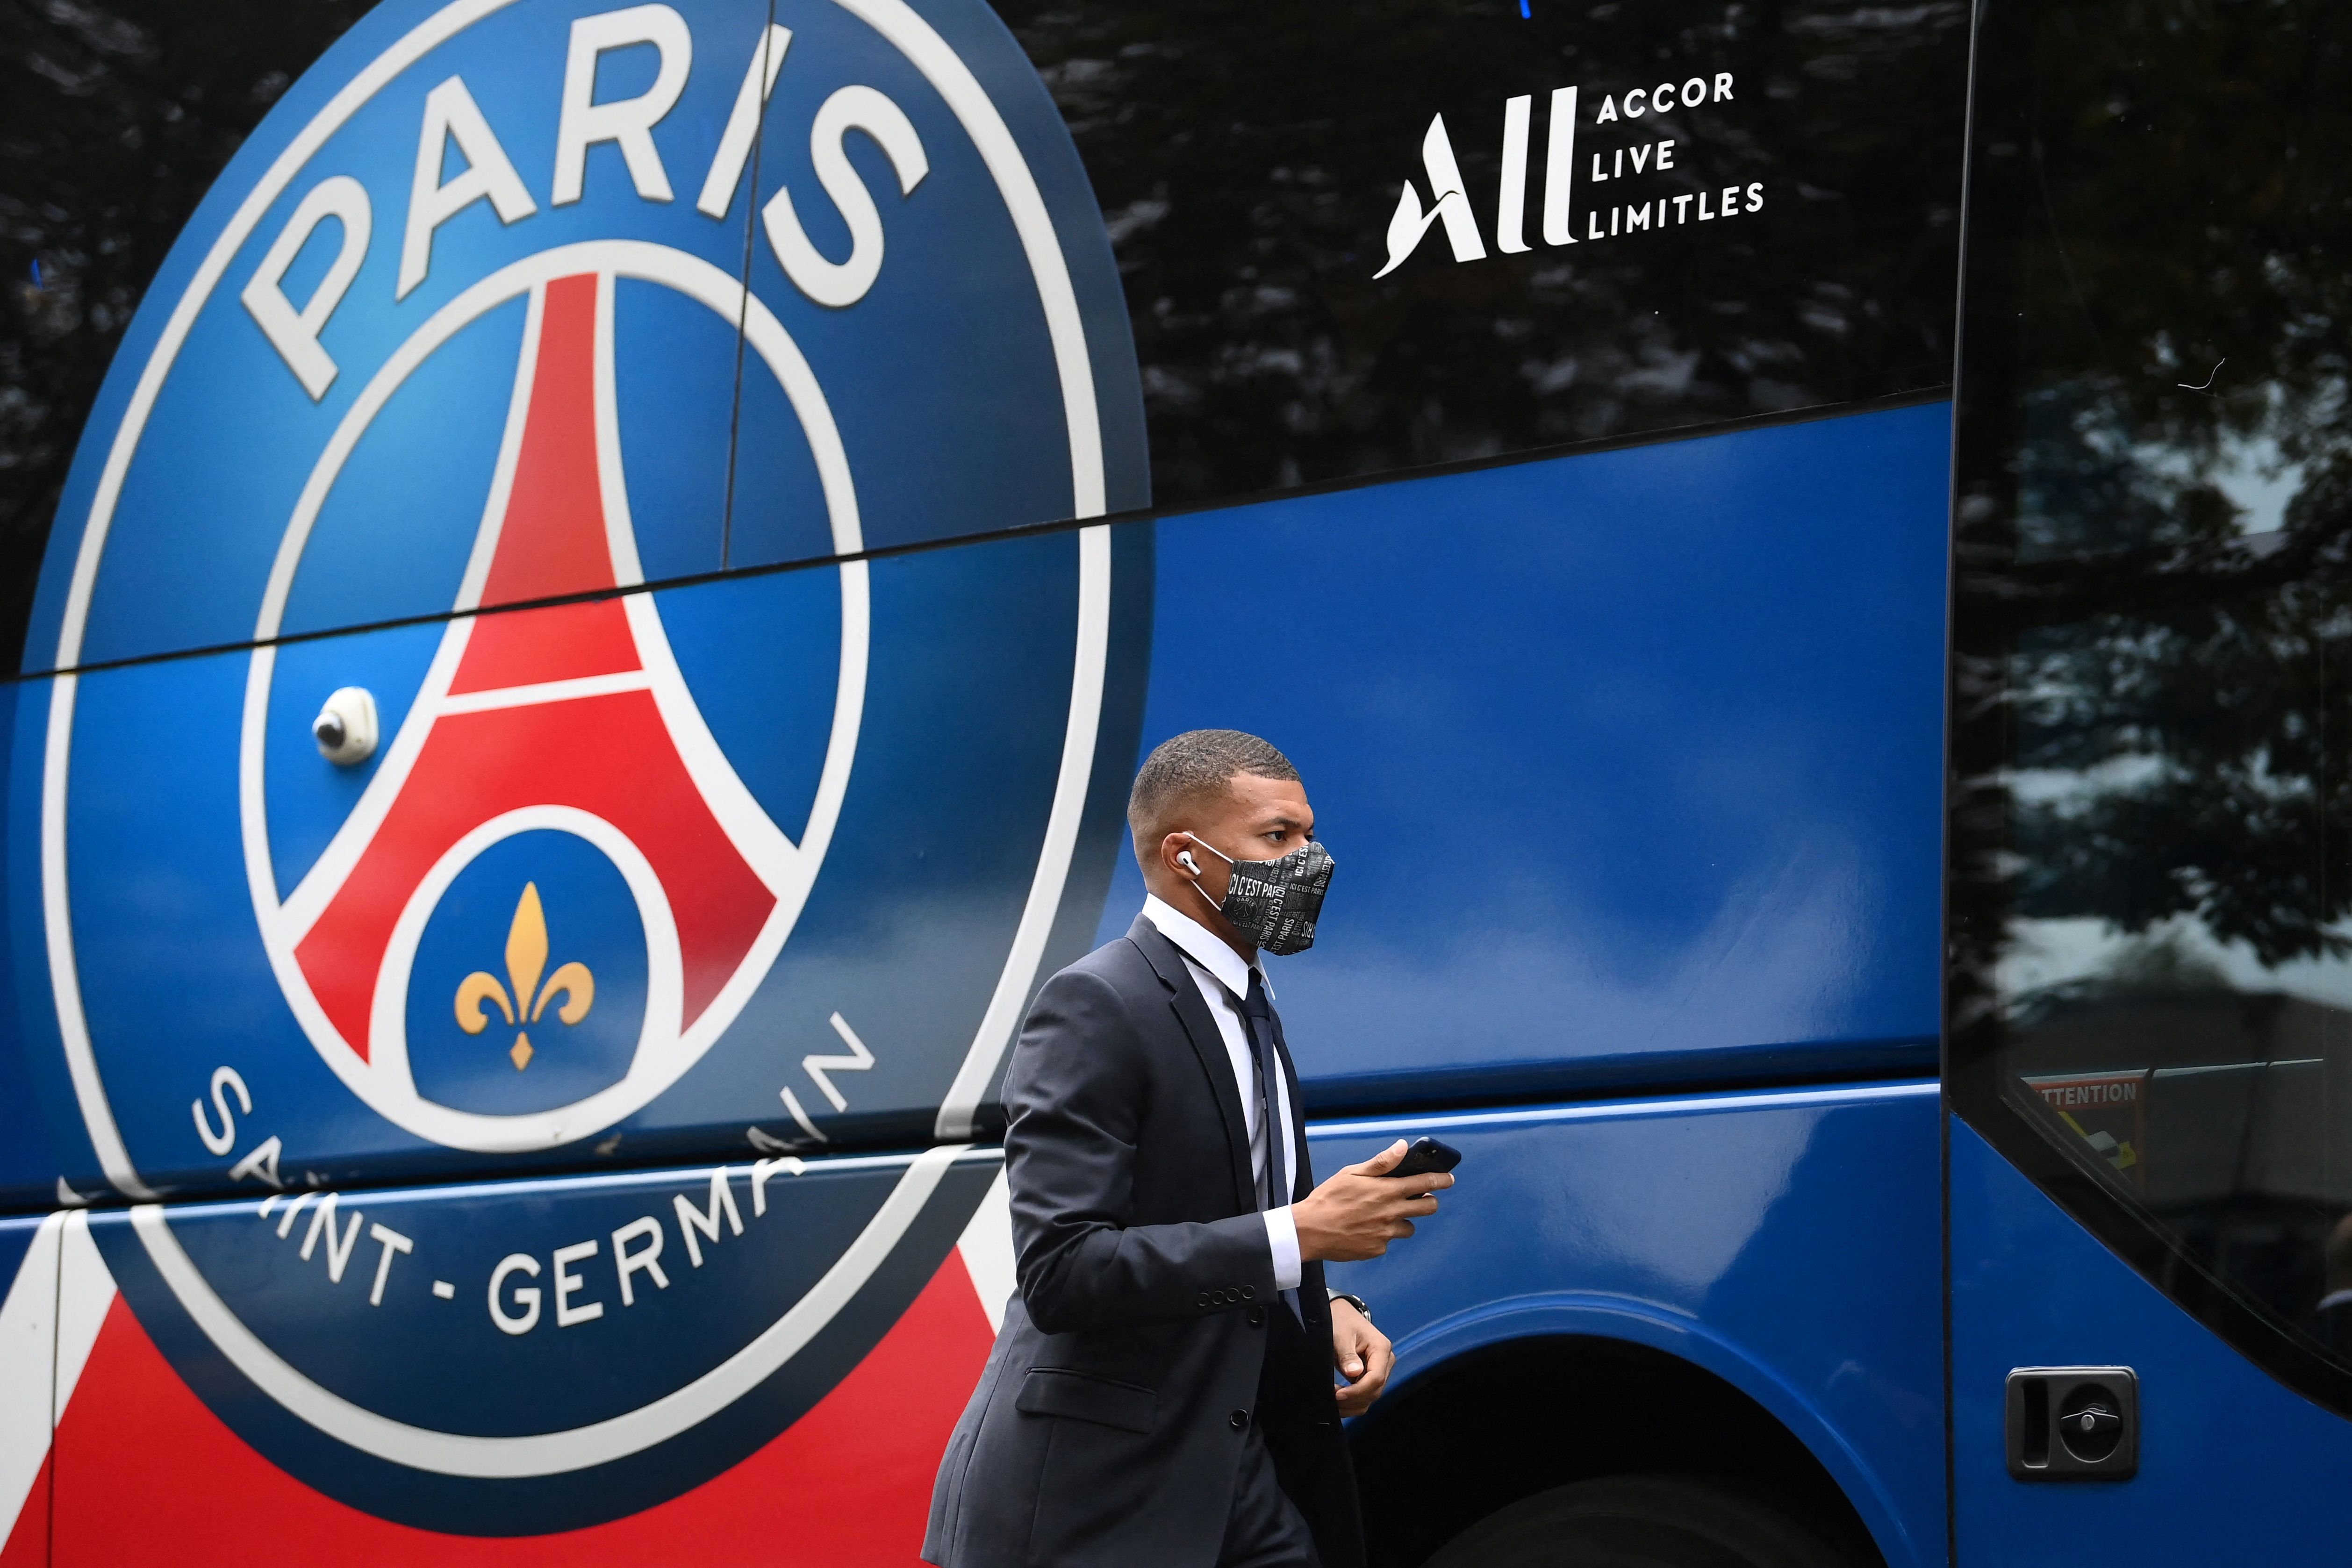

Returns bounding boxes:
[1263,1206,1303,1292]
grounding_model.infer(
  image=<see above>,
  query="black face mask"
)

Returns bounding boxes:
[1183,834,1336,956]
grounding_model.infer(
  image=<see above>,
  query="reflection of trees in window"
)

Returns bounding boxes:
[1953,0,2352,1018]
[0,0,375,672]
[1950,0,2352,1384]
[1955,389,2352,1018]
[1,0,1967,666]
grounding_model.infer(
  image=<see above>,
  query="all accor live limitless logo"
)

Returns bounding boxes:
[1375,73,1762,279]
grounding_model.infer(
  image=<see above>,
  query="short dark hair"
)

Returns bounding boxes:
[1128,730,1298,862]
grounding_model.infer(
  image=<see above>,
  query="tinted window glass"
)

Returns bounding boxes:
[1,0,376,673]
[1950,0,2352,1409]
[1001,0,1968,506]
[4,0,1966,677]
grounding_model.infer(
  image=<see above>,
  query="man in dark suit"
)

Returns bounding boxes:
[925,730,1451,1568]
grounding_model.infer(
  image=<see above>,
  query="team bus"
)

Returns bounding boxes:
[0,0,2345,1560]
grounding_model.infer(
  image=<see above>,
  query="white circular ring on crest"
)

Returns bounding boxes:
[43,0,1107,1202]
[238,243,864,1153]
[367,808,685,1145]
[37,0,1113,1479]
[127,1142,972,1478]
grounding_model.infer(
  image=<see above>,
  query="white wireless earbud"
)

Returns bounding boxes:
[1177,851,1201,874]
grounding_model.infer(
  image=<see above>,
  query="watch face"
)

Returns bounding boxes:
[25,0,1144,1530]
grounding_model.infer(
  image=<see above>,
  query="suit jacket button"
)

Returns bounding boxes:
[1228,1410,1248,1430]
[1195,1292,1211,1309]
[1241,1285,1256,1301]
[1247,1306,1266,1327]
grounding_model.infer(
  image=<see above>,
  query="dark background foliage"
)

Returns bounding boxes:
[0,0,375,667]
[1950,0,2352,1015]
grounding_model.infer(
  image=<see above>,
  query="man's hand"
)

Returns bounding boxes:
[1330,1296,1393,1417]
[1292,1138,1454,1263]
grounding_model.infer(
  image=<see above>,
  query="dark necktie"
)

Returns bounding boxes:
[1237,973,1290,1211]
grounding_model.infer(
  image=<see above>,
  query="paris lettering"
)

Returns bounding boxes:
[1374,72,1765,279]
[244,6,923,400]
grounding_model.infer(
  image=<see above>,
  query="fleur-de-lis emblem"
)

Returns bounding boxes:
[454,883,594,1070]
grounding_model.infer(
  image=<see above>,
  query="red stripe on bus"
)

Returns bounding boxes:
[47,1258,994,1564]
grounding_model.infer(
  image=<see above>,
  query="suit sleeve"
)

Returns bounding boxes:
[1004,966,1277,1334]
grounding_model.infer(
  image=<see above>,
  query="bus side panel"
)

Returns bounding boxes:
[36,1156,1010,1563]
[0,673,65,1215]
[6,518,1152,1204]
[1,1213,57,1562]
[1107,402,1952,1109]
[1314,1082,1945,1568]
[1950,1118,2352,1561]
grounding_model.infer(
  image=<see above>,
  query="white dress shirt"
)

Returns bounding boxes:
[1141,895,1305,1292]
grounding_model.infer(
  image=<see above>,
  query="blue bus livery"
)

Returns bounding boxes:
[3,0,2348,1562]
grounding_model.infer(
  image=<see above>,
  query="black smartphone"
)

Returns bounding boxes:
[1386,1136,1462,1181]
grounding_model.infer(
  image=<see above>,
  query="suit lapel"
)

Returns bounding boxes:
[1265,1004,1313,1200]
[1264,1009,1328,1312]
[1126,916,1257,1213]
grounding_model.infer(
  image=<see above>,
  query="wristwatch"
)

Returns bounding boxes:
[1327,1289,1372,1320]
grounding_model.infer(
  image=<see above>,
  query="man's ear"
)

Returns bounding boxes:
[1157,830,1192,877]
[1164,831,1232,908]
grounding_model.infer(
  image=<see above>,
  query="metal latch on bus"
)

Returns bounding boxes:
[2005,1367,2138,1480]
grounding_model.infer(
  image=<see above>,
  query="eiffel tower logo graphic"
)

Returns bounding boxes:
[245,267,862,1152]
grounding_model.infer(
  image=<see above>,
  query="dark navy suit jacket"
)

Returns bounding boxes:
[922,916,1363,1568]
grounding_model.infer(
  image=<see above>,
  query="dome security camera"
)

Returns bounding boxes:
[312,687,379,766]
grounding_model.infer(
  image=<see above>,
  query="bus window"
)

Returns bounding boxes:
[0,3,377,673]
[998,0,1968,510]
[1949,0,2352,1409]
[5,0,1968,673]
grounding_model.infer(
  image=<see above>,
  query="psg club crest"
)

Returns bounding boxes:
[255,259,845,1156]
[16,0,1146,1529]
